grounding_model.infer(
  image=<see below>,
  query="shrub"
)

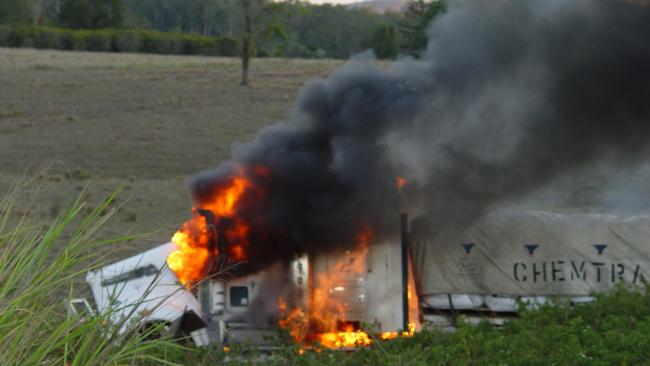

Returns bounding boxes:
[256,48,270,58]
[0,25,12,47]
[217,36,240,57]
[113,29,142,53]
[82,29,113,52]
[6,25,28,47]
[32,27,66,49]
[3,25,240,58]
[140,30,183,54]
[138,30,158,53]
[65,30,87,50]
[182,33,212,55]
[7,26,67,49]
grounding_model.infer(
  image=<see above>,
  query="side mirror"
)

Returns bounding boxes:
[65,298,96,319]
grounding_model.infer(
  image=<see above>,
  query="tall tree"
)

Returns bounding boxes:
[202,0,208,35]
[0,0,31,23]
[254,1,289,57]
[361,22,400,59]
[399,0,444,56]
[59,0,124,29]
[240,0,251,85]
[32,0,44,25]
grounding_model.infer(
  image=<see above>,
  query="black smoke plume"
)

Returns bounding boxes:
[190,0,650,274]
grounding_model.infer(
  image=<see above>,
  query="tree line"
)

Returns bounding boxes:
[0,0,444,59]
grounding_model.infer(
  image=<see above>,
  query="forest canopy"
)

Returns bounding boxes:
[0,0,444,59]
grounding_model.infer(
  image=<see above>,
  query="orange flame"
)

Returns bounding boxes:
[166,163,420,349]
[310,228,371,343]
[278,227,419,348]
[318,327,372,348]
[278,226,417,350]
[277,227,372,348]
[201,175,252,217]
[379,268,419,341]
[167,215,211,286]
[278,299,309,343]
[379,322,416,340]
[379,255,422,340]
[396,176,406,193]
[407,261,421,330]
[167,166,261,287]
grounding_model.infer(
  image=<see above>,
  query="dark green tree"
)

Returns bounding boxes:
[399,0,444,56]
[97,0,399,59]
[0,0,31,24]
[253,1,291,57]
[361,23,399,59]
[241,0,251,85]
[59,0,124,29]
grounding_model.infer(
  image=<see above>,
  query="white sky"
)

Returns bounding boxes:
[302,0,364,4]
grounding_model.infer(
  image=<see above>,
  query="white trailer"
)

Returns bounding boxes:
[410,209,650,325]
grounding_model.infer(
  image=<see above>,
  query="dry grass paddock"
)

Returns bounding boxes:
[0,47,341,259]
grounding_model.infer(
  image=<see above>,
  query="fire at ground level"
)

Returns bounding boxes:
[84,233,420,350]
[154,167,421,349]
[83,169,421,349]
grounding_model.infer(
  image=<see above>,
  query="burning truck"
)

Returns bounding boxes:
[85,220,419,349]
[83,169,420,349]
[77,0,650,352]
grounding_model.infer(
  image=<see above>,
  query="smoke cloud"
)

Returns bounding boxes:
[191,0,650,274]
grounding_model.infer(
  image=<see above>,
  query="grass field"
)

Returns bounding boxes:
[0,47,341,259]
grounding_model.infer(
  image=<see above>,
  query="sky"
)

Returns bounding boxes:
[303,0,364,4]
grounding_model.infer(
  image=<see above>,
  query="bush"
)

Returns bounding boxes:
[216,36,240,57]
[35,28,64,49]
[113,29,142,53]
[182,33,215,55]
[7,26,68,50]
[81,29,113,52]
[0,25,10,47]
[7,25,32,47]
[63,30,86,50]
[140,30,184,54]
[2,25,241,57]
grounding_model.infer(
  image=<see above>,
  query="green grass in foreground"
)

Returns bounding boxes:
[0,177,185,366]
[216,286,650,366]
[3,177,650,365]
